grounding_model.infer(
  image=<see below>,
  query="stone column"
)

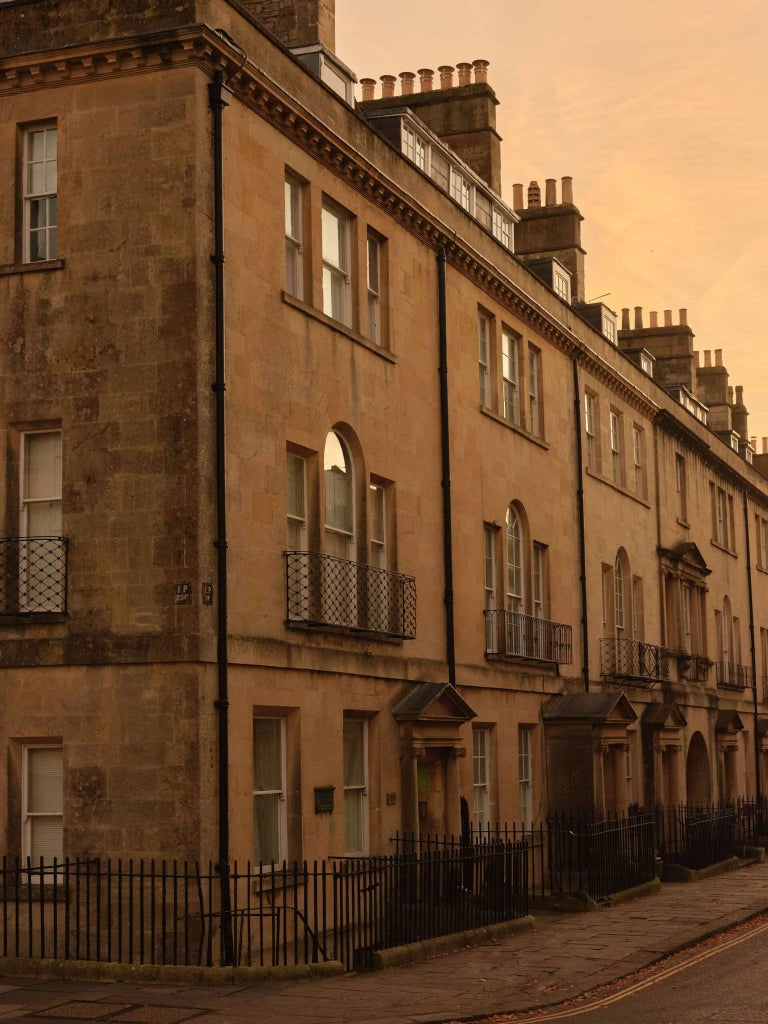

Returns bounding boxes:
[593,741,606,816]
[445,749,463,837]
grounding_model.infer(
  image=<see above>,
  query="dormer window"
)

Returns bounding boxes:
[602,313,617,344]
[450,167,473,212]
[553,267,571,303]
[492,207,511,248]
[402,123,429,172]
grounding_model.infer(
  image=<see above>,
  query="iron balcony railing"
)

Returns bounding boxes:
[285,550,416,639]
[679,652,711,682]
[484,608,573,663]
[600,637,668,685]
[0,537,67,614]
[715,661,753,690]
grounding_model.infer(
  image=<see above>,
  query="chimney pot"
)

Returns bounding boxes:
[438,65,454,89]
[727,386,734,404]
[704,350,712,367]
[715,348,723,367]
[694,350,700,367]
[380,74,397,98]
[360,77,376,101]
[399,71,416,95]
[512,183,524,209]
[472,58,489,83]
[527,181,541,208]
[561,176,574,204]
[545,178,557,206]
[621,307,630,330]
[736,385,744,403]
[634,306,643,330]
[663,309,672,326]
[650,311,658,328]
[456,61,472,85]
[679,307,688,326]
[417,68,434,91]
[763,437,768,454]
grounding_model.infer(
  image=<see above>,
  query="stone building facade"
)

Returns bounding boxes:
[1,0,767,868]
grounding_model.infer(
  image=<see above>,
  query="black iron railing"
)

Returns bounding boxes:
[715,661,752,690]
[285,551,416,639]
[545,811,656,899]
[0,537,67,614]
[679,653,711,682]
[655,805,735,869]
[0,848,527,972]
[600,637,668,684]
[484,609,573,663]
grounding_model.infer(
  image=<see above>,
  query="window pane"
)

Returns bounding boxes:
[30,816,63,864]
[343,719,365,786]
[322,206,345,269]
[28,748,63,813]
[324,433,352,533]
[253,793,281,863]
[252,719,282,791]
[344,789,364,852]
[287,454,305,519]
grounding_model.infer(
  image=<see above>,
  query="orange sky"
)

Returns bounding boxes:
[336,0,768,446]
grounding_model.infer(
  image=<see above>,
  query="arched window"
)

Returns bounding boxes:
[324,431,354,559]
[505,505,524,613]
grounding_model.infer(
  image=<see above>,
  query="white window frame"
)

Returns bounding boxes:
[23,124,58,264]
[22,744,63,868]
[614,553,626,638]
[478,312,491,407]
[501,329,520,425]
[518,726,533,824]
[20,429,63,612]
[450,167,473,212]
[402,123,429,172]
[584,392,596,471]
[343,718,369,856]
[632,426,644,497]
[284,175,303,299]
[369,483,386,569]
[553,269,571,303]
[321,202,351,326]
[609,410,622,485]
[505,506,524,614]
[483,525,496,611]
[533,542,546,619]
[492,207,511,248]
[286,452,307,550]
[715,487,727,546]
[366,232,381,343]
[472,727,491,830]
[528,346,541,437]
[253,717,287,866]
[602,314,617,344]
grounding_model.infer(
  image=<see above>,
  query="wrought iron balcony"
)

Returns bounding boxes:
[715,661,752,691]
[679,653,711,683]
[484,608,573,664]
[0,537,68,614]
[285,551,416,639]
[600,637,668,686]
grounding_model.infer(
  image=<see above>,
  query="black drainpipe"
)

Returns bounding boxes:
[208,71,234,965]
[572,358,590,691]
[437,248,456,686]
[743,491,762,803]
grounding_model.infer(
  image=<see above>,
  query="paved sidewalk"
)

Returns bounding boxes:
[3,862,768,1024]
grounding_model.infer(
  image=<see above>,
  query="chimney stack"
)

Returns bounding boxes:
[241,0,336,51]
